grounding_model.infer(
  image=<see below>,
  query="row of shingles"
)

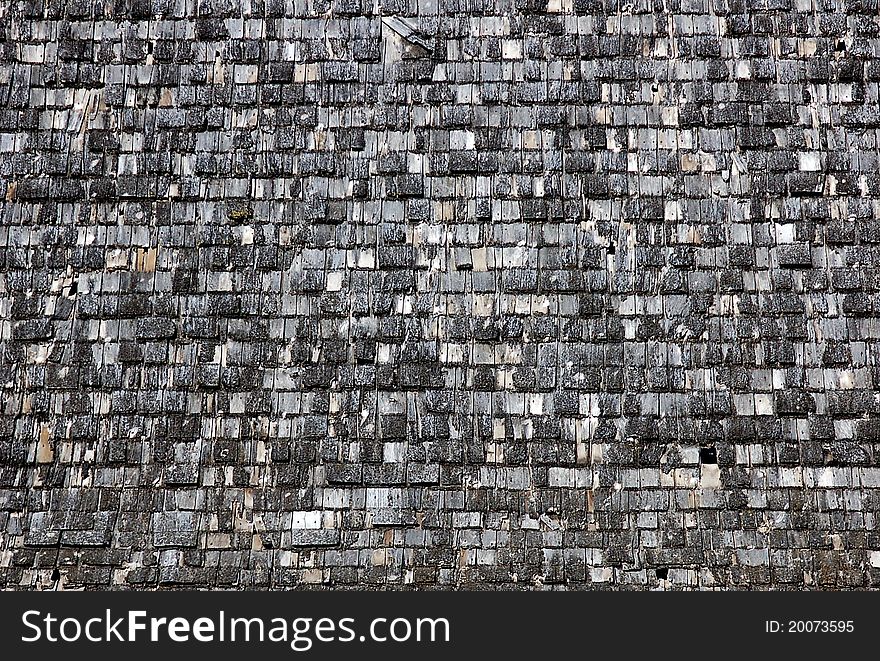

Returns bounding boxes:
[2,11,100,589]
[756,6,880,588]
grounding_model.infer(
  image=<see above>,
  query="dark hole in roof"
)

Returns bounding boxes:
[699,447,717,464]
